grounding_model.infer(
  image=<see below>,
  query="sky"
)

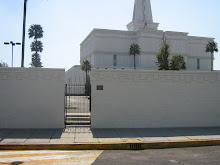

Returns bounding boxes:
[0,0,220,71]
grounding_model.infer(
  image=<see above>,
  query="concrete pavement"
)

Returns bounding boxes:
[1,127,220,143]
[0,127,220,150]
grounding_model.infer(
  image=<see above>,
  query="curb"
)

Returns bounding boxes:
[1,139,220,150]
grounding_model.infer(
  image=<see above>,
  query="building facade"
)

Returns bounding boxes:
[80,0,214,71]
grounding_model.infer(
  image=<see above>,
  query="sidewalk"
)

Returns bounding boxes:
[0,127,220,150]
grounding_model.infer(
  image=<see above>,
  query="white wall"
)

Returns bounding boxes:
[0,68,65,129]
[94,54,140,68]
[91,69,220,128]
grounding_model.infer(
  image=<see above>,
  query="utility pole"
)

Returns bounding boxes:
[21,0,27,67]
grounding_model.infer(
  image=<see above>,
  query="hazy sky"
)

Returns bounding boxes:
[0,0,219,71]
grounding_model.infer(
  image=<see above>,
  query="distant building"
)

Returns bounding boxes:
[65,65,86,85]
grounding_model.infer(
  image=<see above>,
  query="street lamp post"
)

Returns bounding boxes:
[4,41,21,67]
[21,0,27,67]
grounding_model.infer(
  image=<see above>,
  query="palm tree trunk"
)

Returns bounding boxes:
[134,54,136,70]
[85,71,88,84]
[35,51,38,67]
[211,52,214,71]
[85,71,88,96]
[35,38,38,67]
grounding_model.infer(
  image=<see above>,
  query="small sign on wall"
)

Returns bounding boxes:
[97,85,103,90]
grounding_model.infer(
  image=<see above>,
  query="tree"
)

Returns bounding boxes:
[156,42,170,70]
[206,41,218,71]
[170,55,186,70]
[129,43,141,69]
[28,24,44,67]
[0,61,8,67]
[81,60,92,83]
[81,60,92,96]
[85,75,91,96]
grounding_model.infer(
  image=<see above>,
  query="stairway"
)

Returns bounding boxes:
[65,113,91,127]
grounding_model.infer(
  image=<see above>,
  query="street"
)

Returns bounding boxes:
[0,146,220,165]
[0,150,103,165]
[93,146,220,165]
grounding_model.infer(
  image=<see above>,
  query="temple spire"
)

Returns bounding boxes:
[127,0,159,31]
[133,0,153,23]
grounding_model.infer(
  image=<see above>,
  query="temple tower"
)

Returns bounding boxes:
[127,0,159,31]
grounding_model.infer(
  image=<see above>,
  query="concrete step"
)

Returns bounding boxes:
[66,117,91,121]
[66,115,90,118]
[65,121,91,126]
[65,113,91,126]
[65,124,91,127]
[65,120,91,124]
[66,113,90,118]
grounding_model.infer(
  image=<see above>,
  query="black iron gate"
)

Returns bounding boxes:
[65,83,91,127]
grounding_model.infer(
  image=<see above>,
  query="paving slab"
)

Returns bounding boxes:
[53,133,75,138]
[201,135,220,139]
[154,128,182,137]
[63,127,76,133]
[74,138,99,143]
[0,130,13,138]
[0,130,34,143]
[136,128,164,137]
[142,137,169,142]
[115,129,141,138]
[28,130,55,139]
[0,130,13,142]
[3,129,34,138]
[24,139,51,143]
[75,127,92,133]
[75,133,96,138]
[50,138,75,144]
[93,129,120,138]
[207,127,220,134]
[186,136,214,140]
[51,131,64,139]
[24,130,56,143]
[189,128,218,135]
[98,138,123,143]
[165,136,190,141]
[1,138,27,143]
[170,128,199,136]
[122,137,145,142]
[171,127,216,136]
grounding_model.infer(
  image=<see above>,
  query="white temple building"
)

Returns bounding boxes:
[66,0,214,84]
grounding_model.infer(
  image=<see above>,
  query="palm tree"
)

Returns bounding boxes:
[81,60,92,84]
[206,41,218,71]
[81,60,92,96]
[28,24,43,40]
[28,24,44,67]
[129,43,141,69]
